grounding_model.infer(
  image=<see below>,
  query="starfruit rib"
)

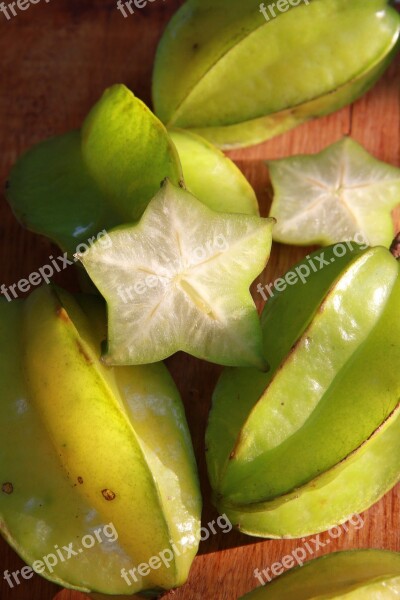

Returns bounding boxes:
[164,1,398,127]
[168,128,259,215]
[219,249,400,504]
[211,248,400,503]
[82,85,183,222]
[240,550,400,599]
[0,300,137,594]
[63,291,202,585]
[22,286,180,589]
[189,42,399,149]
[6,88,258,257]
[154,0,400,148]
[218,398,400,538]
[206,244,364,491]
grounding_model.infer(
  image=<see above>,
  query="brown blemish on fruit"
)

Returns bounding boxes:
[102,489,116,501]
[77,477,84,485]
[390,233,400,260]
[2,482,13,495]
[76,340,93,364]
[57,307,70,322]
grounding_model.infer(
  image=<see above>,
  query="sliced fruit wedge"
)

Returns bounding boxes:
[206,243,400,537]
[78,180,274,369]
[6,85,258,256]
[268,137,400,248]
[0,286,201,595]
[240,550,400,599]
[153,0,400,148]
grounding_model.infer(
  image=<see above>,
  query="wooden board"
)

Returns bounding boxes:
[0,1,399,599]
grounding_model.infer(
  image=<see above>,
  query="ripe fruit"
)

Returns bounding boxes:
[78,180,274,369]
[268,137,400,248]
[206,241,400,537]
[241,550,400,599]
[153,0,400,149]
[6,85,258,256]
[169,129,258,216]
[0,286,201,595]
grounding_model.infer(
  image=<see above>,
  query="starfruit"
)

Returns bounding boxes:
[6,85,258,257]
[78,180,274,369]
[153,0,400,149]
[241,550,400,599]
[268,137,400,249]
[0,285,201,595]
[206,241,400,538]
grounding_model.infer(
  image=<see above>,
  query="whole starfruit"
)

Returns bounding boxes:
[153,0,400,149]
[241,550,400,599]
[0,285,201,595]
[206,241,400,538]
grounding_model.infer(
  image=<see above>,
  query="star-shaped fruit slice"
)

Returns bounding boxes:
[268,137,400,247]
[78,181,273,369]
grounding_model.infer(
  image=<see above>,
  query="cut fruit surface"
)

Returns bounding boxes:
[268,137,400,248]
[79,180,274,368]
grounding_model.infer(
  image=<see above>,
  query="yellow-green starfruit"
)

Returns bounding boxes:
[0,285,201,595]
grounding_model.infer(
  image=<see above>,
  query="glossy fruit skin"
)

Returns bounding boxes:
[206,244,400,538]
[6,86,257,257]
[153,0,400,149]
[169,129,258,216]
[240,550,400,599]
[0,286,201,595]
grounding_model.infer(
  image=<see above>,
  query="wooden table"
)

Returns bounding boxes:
[1,1,399,599]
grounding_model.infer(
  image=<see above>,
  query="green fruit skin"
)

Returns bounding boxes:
[169,129,259,215]
[240,550,400,599]
[0,286,201,594]
[81,85,183,223]
[153,0,400,149]
[188,47,398,150]
[206,244,400,537]
[6,87,258,257]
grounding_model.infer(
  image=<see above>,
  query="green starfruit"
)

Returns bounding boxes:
[241,550,400,599]
[206,241,400,537]
[153,0,400,149]
[6,85,258,257]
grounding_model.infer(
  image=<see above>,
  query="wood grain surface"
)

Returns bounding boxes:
[1,2,399,599]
